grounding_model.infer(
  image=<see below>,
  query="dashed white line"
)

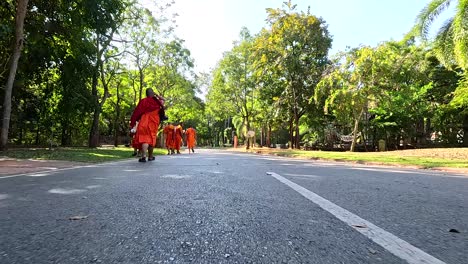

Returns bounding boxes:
[267,171,446,264]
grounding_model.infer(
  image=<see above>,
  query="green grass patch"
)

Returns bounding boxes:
[260,149,468,169]
[0,147,167,163]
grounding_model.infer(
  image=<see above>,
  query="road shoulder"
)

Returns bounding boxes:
[0,157,89,176]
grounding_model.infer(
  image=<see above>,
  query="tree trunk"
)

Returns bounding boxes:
[132,78,137,107]
[61,124,71,146]
[245,115,251,150]
[138,66,144,101]
[160,132,165,148]
[350,109,363,152]
[294,113,300,149]
[113,125,119,147]
[260,126,264,147]
[35,127,40,145]
[113,85,121,147]
[1,0,29,150]
[425,118,431,141]
[289,117,293,149]
[89,32,111,148]
[89,106,101,148]
[416,118,425,146]
[89,66,100,147]
[18,127,23,145]
[266,124,271,147]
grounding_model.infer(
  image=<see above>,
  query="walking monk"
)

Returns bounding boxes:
[174,123,184,154]
[130,88,165,162]
[185,126,197,153]
[163,123,175,155]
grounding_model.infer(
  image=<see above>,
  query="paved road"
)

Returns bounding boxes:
[0,149,467,264]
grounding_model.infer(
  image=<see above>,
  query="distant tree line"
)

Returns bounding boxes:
[205,0,468,150]
[0,0,207,149]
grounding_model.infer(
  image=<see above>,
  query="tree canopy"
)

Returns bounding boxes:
[1,0,467,150]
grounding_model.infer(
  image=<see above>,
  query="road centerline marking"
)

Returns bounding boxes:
[266,171,446,264]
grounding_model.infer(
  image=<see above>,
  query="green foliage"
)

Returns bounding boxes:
[1,0,205,148]
[206,28,257,133]
[2,0,467,150]
[254,2,332,148]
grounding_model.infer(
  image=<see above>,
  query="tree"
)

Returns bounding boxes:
[254,1,332,148]
[1,0,28,150]
[411,0,468,70]
[411,0,468,146]
[123,5,161,101]
[316,47,371,152]
[317,44,410,151]
[146,38,196,122]
[206,28,258,148]
[87,0,129,148]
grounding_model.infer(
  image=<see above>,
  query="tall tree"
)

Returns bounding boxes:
[123,5,161,101]
[411,0,468,146]
[411,0,468,70]
[1,0,28,150]
[87,0,129,148]
[206,28,257,148]
[254,1,332,148]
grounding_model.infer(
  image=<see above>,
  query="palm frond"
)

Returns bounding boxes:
[415,0,454,39]
[452,0,468,69]
[433,17,457,68]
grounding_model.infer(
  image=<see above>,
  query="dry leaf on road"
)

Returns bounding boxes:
[69,215,88,221]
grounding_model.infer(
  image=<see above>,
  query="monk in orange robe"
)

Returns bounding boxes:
[185,126,197,153]
[163,123,175,155]
[174,123,183,154]
[130,88,164,162]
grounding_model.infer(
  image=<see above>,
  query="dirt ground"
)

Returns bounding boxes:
[229,147,468,175]
[376,148,468,159]
[0,157,88,176]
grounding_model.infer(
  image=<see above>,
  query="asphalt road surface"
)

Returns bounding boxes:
[1,149,467,264]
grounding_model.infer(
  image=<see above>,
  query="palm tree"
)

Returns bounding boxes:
[410,0,468,147]
[410,0,468,70]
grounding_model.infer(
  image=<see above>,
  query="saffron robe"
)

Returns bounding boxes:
[186,127,196,148]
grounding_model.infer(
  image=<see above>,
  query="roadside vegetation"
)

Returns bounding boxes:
[1,147,166,163]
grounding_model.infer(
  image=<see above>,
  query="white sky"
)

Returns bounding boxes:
[168,0,435,74]
[140,0,448,75]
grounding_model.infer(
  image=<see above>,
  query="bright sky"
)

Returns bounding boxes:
[166,0,432,73]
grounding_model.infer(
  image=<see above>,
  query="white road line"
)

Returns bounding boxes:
[266,172,446,264]
[0,159,135,179]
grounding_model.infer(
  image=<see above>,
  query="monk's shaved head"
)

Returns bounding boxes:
[146,88,155,97]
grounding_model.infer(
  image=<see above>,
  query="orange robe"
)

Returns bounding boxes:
[135,110,160,147]
[186,127,196,148]
[163,124,175,149]
[130,97,163,148]
[174,125,183,151]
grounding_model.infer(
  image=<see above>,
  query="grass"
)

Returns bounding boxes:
[0,147,167,163]
[241,148,468,169]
